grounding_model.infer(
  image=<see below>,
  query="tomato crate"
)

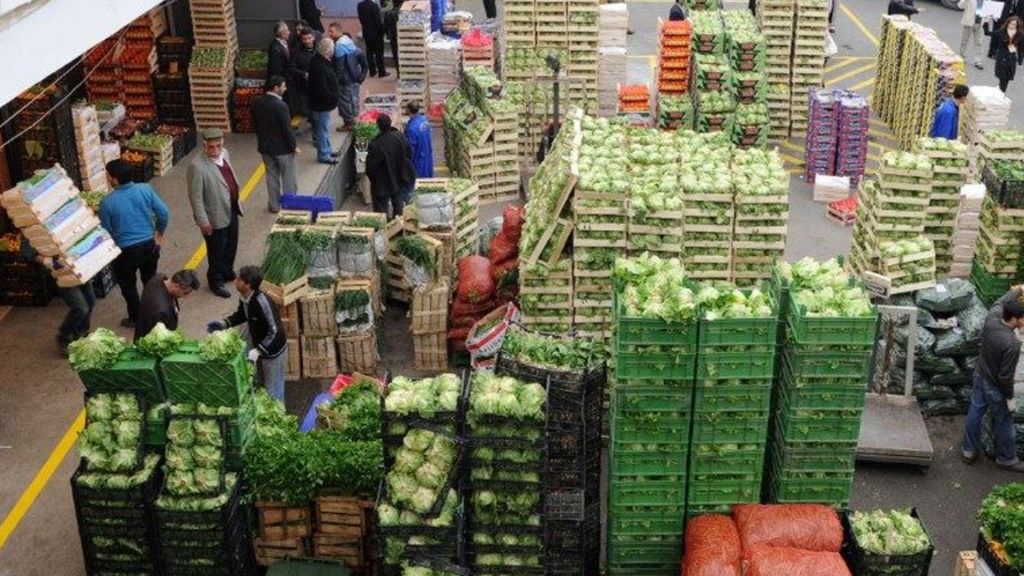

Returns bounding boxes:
[687,476,763,506]
[774,408,863,444]
[693,383,772,412]
[77,348,166,404]
[695,351,775,379]
[691,409,769,444]
[787,292,878,345]
[610,445,689,476]
[608,512,684,537]
[841,508,934,576]
[698,314,778,348]
[611,411,692,445]
[614,350,696,380]
[687,446,766,477]
[782,346,872,380]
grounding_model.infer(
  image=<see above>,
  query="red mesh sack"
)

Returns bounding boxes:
[682,515,741,576]
[744,546,851,576]
[451,299,496,320]
[448,326,472,341]
[489,231,518,265]
[491,258,518,281]
[455,256,495,303]
[732,505,842,553]
[501,204,524,243]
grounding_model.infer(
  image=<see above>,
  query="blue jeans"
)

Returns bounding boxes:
[258,345,288,401]
[311,110,333,161]
[351,84,361,117]
[963,370,1019,465]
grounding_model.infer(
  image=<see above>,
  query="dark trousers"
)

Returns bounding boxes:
[389,32,399,72]
[57,284,96,344]
[483,0,497,18]
[372,189,408,220]
[206,213,240,288]
[366,37,387,76]
[112,239,159,322]
[1000,77,1010,92]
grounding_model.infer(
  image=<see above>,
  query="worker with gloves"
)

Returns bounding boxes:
[206,265,288,402]
[962,287,1024,472]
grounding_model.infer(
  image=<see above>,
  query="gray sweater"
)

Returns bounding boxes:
[978,287,1022,398]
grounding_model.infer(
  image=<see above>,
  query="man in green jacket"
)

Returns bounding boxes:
[187,128,243,299]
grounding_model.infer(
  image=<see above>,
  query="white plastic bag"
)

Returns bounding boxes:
[825,33,838,57]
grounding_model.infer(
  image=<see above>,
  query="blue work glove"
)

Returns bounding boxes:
[206,320,226,333]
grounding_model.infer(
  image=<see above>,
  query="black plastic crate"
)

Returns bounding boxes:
[977,532,1019,576]
[841,508,934,576]
[546,503,600,576]
[155,479,242,531]
[92,264,115,298]
[983,165,1024,209]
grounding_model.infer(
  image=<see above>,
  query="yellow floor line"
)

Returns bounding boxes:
[868,128,896,141]
[779,153,805,166]
[850,77,876,91]
[824,56,873,74]
[0,161,267,555]
[840,3,880,47]
[787,169,803,175]
[825,63,877,87]
[778,140,805,153]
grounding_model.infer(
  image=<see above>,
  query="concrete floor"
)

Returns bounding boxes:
[3,0,1024,573]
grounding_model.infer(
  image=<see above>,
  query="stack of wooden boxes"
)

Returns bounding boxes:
[187,0,238,131]
[72,105,108,193]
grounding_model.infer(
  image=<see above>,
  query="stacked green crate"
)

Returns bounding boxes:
[688,286,777,516]
[769,272,877,507]
[608,256,697,576]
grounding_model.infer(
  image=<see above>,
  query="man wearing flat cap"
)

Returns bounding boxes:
[187,128,242,299]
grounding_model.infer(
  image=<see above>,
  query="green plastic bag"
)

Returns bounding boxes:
[914,279,976,314]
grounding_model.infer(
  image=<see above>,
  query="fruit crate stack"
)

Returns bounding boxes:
[973,195,1024,291]
[489,98,521,200]
[72,105,108,193]
[155,36,193,124]
[679,133,733,281]
[974,130,1024,185]
[626,131,683,260]
[10,87,81,187]
[768,264,877,507]
[442,90,499,203]
[607,257,696,576]
[464,371,546,576]
[872,15,910,124]
[836,92,870,186]
[731,149,789,285]
[428,35,461,111]
[688,286,778,517]
[189,47,233,132]
[189,0,239,55]
[759,0,795,138]
[231,86,264,133]
[949,184,985,278]
[85,38,123,102]
[917,137,970,277]
[126,133,175,178]
[566,0,601,112]
[693,53,735,135]
[398,7,429,81]
[790,0,829,138]
[804,89,839,183]
[961,90,1013,175]
[451,178,480,258]
[121,12,164,121]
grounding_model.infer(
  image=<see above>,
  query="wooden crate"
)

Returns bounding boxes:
[254,537,308,566]
[256,502,313,540]
[285,338,301,381]
[336,330,379,374]
[313,533,364,569]
[315,494,368,537]
[411,280,449,335]
[264,276,310,307]
[954,551,977,576]
[414,331,448,372]
[422,229,455,280]
[301,335,338,378]
[279,302,301,340]
[300,290,337,337]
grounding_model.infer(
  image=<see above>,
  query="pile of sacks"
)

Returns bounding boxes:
[878,278,988,415]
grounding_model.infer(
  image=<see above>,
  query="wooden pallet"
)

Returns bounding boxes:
[256,502,313,540]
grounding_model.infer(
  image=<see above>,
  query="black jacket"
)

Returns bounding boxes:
[289,44,317,89]
[223,289,286,359]
[887,0,919,16]
[268,39,291,79]
[669,3,687,20]
[366,128,416,198]
[135,274,178,342]
[985,25,1024,81]
[308,54,340,112]
[299,0,325,31]
[358,0,385,40]
[252,93,297,156]
[978,288,1023,398]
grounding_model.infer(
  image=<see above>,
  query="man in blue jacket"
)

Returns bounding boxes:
[404,102,434,178]
[929,84,969,140]
[98,159,170,328]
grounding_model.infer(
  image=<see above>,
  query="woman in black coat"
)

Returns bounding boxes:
[985,16,1024,92]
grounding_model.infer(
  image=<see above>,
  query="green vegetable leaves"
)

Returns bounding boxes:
[851,509,931,556]
[979,483,1024,571]
[136,323,186,358]
[80,393,143,473]
[199,328,246,362]
[69,328,128,372]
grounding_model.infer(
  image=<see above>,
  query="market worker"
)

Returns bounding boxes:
[328,24,357,131]
[962,287,1024,472]
[357,0,389,77]
[187,128,242,299]
[366,114,417,219]
[404,101,434,178]
[99,159,170,329]
[929,84,969,140]
[299,0,325,33]
[959,0,986,70]
[669,0,688,21]
[19,240,95,354]
[252,75,299,213]
[288,27,318,123]
[207,265,288,401]
[134,269,200,342]
[309,37,341,164]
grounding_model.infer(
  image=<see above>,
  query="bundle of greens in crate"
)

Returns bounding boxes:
[336,284,375,334]
[338,227,378,279]
[731,148,788,283]
[731,71,768,104]
[877,237,936,292]
[731,103,770,147]
[917,137,968,273]
[382,373,463,452]
[688,282,776,515]
[302,227,340,289]
[263,229,311,285]
[976,196,1024,278]
[769,258,876,507]
[79,393,146,476]
[977,483,1024,574]
[350,213,388,262]
[394,234,438,289]
[465,371,546,575]
[451,178,480,258]
[70,329,166,404]
[678,133,733,279]
[163,416,227,497]
[695,82,736,134]
[844,508,934,576]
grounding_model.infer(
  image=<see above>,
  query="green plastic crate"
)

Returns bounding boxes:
[698,313,778,349]
[786,292,878,346]
[609,479,687,508]
[691,409,769,444]
[611,445,689,476]
[616,377,696,390]
[776,382,866,412]
[688,446,766,477]
[145,403,171,449]
[696,351,776,380]
[769,443,856,474]
[606,540,682,573]
[77,348,165,404]
[686,503,733,517]
[774,407,863,444]
[608,511,685,537]
[782,346,872,380]
[694,383,772,412]
[768,468,853,506]
[686,475,762,506]
[160,349,252,407]
[614,292,699,348]
[971,258,1014,305]
[267,558,350,576]
[612,412,692,445]
[614,385,693,413]
[615,350,697,380]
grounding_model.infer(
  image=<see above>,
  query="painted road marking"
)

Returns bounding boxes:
[779,152,805,166]
[840,3,879,47]
[824,56,874,74]
[850,77,876,91]
[825,62,877,87]
[0,161,267,556]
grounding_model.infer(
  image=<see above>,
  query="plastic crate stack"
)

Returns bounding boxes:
[804,89,839,183]
[731,149,789,285]
[687,287,777,517]
[790,0,828,139]
[121,13,165,121]
[465,371,545,576]
[607,267,696,576]
[836,92,870,185]
[72,105,109,193]
[973,195,1024,295]
[10,87,81,187]
[155,36,193,124]
[679,133,733,282]
[759,0,794,138]
[769,269,877,507]
[961,88,1012,175]
[917,137,970,277]
[724,11,769,147]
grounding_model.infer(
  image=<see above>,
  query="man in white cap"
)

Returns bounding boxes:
[187,128,242,299]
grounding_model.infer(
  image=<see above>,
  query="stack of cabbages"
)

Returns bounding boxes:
[878,279,988,415]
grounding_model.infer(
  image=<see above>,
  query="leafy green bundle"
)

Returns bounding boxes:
[69,328,128,372]
[385,428,459,515]
[263,231,310,284]
[318,378,381,440]
[164,417,224,497]
[776,258,874,318]
[695,283,774,320]
[384,374,462,419]
[851,508,931,555]
[137,322,187,357]
[613,254,696,322]
[467,372,545,425]
[199,328,246,362]
[79,394,143,473]
[979,483,1024,570]
[501,326,596,372]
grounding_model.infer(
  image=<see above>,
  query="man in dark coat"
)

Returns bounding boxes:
[366,114,416,218]
[358,0,389,77]
[288,27,318,120]
[134,269,199,341]
[384,0,404,74]
[669,0,687,20]
[268,21,292,80]
[308,38,341,164]
[299,0,325,32]
[252,75,299,212]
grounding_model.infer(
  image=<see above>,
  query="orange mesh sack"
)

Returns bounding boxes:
[732,504,843,552]
[744,546,851,576]
[682,514,742,576]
